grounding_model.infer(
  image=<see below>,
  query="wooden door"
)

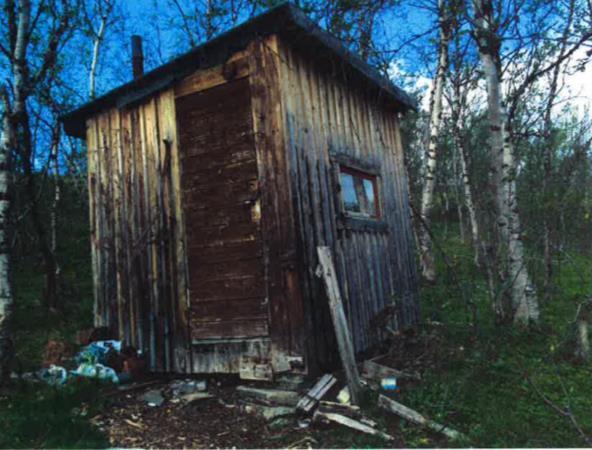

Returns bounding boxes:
[176,78,268,340]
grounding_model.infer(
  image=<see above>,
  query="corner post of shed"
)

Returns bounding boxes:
[247,34,306,372]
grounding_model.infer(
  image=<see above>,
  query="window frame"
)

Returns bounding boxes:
[338,165,382,219]
[329,152,388,234]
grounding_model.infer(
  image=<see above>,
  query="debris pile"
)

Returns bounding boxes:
[34,328,147,386]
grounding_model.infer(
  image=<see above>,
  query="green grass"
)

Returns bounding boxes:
[4,178,592,448]
[1,179,109,449]
[0,379,109,448]
[398,228,592,447]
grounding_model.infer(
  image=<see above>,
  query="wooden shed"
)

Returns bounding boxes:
[61,3,419,376]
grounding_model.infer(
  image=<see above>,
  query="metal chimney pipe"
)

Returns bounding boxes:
[131,35,144,79]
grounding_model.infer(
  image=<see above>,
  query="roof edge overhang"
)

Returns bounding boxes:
[60,2,417,138]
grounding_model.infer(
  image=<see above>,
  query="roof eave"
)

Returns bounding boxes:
[60,2,416,139]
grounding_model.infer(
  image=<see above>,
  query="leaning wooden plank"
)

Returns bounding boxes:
[316,246,362,404]
[313,410,394,442]
[297,374,337,413]
[378,394,464,440]
[363,359,421,383]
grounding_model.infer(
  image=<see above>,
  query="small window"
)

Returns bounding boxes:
[339,166,380,218]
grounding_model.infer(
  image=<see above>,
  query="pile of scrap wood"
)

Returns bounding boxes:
[311,246,464,442]
[296,373,397,441]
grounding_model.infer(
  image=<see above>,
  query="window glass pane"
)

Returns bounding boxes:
[339,166,379,218]
[363,178,376,215]
[340,172,360,213]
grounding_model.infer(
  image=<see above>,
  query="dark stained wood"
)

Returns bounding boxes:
[189,318,269,339]
[176,77,269,341]
[85,87,191,373]
[82,33,418,376]
[275,37,419,367]
[248,36,305,361]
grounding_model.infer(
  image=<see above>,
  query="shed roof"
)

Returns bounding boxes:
[61,2,416,138]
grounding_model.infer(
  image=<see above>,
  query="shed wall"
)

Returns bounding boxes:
[276,39,419,369]
[86,89,191,373]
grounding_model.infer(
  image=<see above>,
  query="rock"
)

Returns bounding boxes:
[236,385,300,406]
[141,389,165,407]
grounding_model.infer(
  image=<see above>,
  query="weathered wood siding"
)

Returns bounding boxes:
[86,89,191,373]
[276,39,419,370]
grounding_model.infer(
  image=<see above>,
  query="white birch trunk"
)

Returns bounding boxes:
[0,0,30,379]
[0,100,14,381]
[89,14,107,100]
[418,0,451,282]
[50,125,61,278]
[473,0,539,323]
[452,98,481,267]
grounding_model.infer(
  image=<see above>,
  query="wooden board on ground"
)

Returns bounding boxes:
[363,359,421,385]
[297,373,337,413]
[313,410,394,441]
[377,394,464,441]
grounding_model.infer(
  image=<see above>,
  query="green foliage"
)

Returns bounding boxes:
[399,227,592,447]
[12,176,93,370]
[4,176,107,448]
[0,380,109,449]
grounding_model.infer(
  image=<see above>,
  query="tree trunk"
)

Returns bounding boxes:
[49,123,61,280]
[12,0,58,310]
[575,300,590,362]
[0,94,15,382]
[89,11,107,100]
[451,92,481,266]
[473,0,539,323]
[418,0,451,282]
[540,0,574,300]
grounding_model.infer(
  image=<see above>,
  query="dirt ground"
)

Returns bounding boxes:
[87,328,450,449]
[90,374,408,449]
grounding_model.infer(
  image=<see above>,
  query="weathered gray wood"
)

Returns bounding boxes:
[243,403,296,421]
[297,373,337,413]
[316,246,362,404]
[378,394,464,440]
[313,410,394,441]
[363,359,421,383]
[236,386,300,406]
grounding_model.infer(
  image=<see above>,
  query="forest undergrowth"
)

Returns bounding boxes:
[1,213,591,448]
[399,226,592,448]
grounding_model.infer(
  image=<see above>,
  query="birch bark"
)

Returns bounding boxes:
[449,75,481,267]
[89,15,106,100]
[418,0,452,282]
[0,95,14,382]
[472,0,539,323]
[0,0,31,380]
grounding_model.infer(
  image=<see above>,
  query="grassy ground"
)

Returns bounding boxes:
[2,194,591,447]
[0,181,107,449]
[398,228,592,447]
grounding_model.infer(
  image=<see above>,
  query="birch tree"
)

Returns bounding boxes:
[0,0,30,379]
[445,14,484,268]
[538,0,576,299]
[471,0,539,322]
[86,0,114,100]
[417,0,453,282]
[0,89,14,382]
[0,0,77,310]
